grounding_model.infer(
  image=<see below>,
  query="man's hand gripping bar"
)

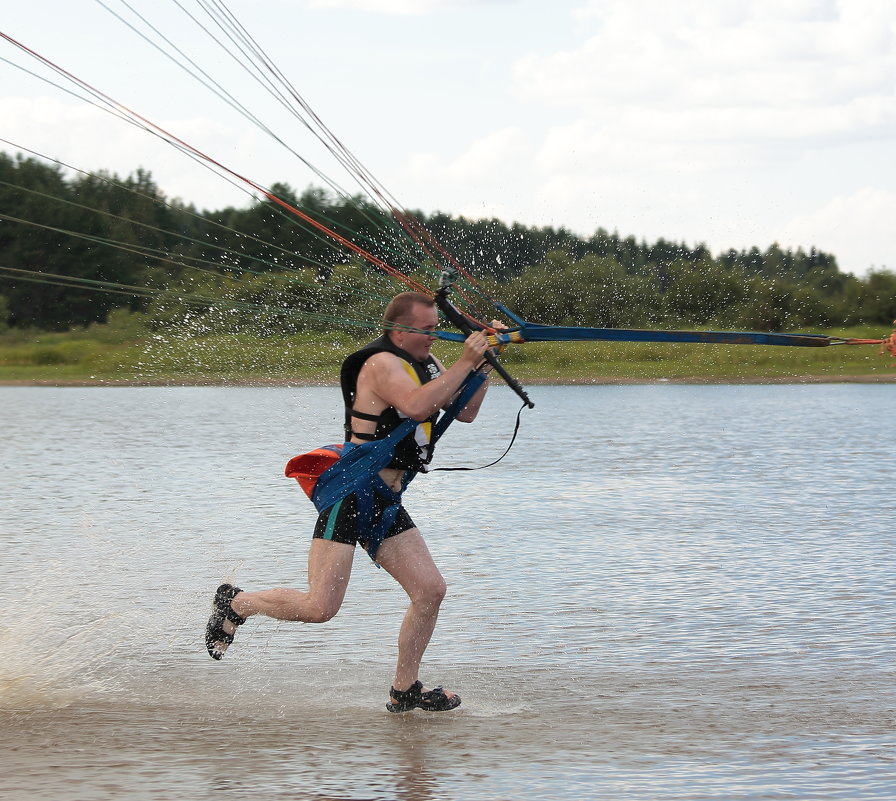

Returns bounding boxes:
[434,278,534,409]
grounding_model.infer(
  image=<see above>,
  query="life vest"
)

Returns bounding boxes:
[339,334,441,472]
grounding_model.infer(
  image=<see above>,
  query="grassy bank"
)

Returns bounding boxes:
[1,314,893,385]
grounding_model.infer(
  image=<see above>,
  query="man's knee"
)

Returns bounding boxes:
[305,604,339,624]
[304,594,343,623]
[415,575,447,609]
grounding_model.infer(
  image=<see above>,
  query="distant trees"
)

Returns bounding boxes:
[0,151,892,335]
[854,270,896,325]
[0,154,188,329]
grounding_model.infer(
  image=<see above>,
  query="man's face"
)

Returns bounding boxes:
[398,303,439,361]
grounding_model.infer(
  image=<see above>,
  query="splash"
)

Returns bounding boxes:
[0,605,121,711]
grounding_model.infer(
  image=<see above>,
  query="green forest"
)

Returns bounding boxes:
[1,150,895,341]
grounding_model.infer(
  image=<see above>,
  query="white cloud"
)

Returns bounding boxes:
[307,0,510,13]
[406,127,531,183]
[778,187,896,273]
[489,0,896,267]
[0,96,256,207]
[518,0,896,151]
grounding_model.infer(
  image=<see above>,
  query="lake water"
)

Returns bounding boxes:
[1,383,894,800]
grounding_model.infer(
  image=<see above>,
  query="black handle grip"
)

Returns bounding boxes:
[434,288,535,409]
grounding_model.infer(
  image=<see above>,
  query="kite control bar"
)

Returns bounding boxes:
[435,272,534,409]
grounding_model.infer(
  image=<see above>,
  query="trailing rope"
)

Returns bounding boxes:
[0,31,437,296]
[2,6,501,328]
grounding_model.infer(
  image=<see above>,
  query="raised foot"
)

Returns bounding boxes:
[204,583,246,660]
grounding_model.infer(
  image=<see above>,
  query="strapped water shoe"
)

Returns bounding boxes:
[386,680,461,713]
[204,583,246,660]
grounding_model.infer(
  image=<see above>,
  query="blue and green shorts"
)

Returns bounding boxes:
[313,490,416,550]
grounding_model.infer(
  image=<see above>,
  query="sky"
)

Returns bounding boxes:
[2,0,895,277]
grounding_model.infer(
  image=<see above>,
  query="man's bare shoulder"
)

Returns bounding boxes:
[357,350,419,390]
[357,350,405,375]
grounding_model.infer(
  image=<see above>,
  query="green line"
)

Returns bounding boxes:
[322,499,344,541]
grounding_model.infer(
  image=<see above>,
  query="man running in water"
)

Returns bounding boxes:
[205,291,493,712]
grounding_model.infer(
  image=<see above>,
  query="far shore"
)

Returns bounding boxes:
[3,373,894,387]
[3,322,893,388]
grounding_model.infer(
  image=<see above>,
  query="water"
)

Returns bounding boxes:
[1,383,894,800]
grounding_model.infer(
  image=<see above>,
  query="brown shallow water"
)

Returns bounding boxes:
[3,659,894,801]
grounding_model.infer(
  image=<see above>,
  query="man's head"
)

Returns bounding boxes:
[384,292,439,362]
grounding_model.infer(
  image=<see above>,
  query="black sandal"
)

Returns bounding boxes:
[205,583,246,660]
[386,680,461,713]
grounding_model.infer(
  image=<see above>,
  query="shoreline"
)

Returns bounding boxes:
[2,373,894,387]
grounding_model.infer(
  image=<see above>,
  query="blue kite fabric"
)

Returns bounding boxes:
[310,420,416,562]
[306,371,487,562]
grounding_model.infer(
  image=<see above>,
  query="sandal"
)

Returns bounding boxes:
[386,680,461,713]
[205,583,246,660]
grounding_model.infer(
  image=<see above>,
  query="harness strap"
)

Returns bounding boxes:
[311,369,486,563]
[348,408,381,442]
[432,371,486,444]
[350,409,380,422]
[355,473,406,562]
[311,419,418,562]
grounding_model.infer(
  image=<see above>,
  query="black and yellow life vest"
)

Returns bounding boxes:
[340,334,441,472]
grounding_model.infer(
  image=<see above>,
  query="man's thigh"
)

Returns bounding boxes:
[375,528,445,597]
[306,537,356,609]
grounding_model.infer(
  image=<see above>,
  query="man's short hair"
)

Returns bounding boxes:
[383,292,435,333]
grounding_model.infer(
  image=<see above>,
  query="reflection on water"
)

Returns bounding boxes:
[1,384,894,800]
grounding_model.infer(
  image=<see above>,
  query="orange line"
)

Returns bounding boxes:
[2,31,432,296]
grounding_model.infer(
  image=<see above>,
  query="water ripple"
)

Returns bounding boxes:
[1,384,894,800]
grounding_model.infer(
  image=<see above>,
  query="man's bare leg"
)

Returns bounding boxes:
[375,528,454,698]
[208,539,355,656]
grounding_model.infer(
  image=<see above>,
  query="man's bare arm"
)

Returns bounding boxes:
[366,332,490,421]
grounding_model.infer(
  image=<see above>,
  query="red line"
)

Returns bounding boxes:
[1,30,432,296]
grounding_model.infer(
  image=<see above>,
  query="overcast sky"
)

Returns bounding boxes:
[3,0,895,276]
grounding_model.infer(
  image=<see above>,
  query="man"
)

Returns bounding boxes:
[205,291,493,712]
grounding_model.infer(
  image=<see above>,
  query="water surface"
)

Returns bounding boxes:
[1,384,894,800]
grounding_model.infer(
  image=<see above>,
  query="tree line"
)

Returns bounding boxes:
[1,152,893,335]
